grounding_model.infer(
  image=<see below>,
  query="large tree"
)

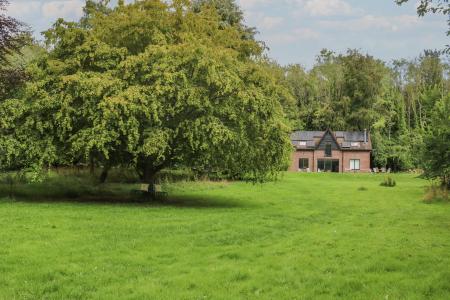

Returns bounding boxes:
[0,0,291,183]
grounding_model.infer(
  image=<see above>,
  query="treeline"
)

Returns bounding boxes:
[274,49,449,173]
[0,0,449,186]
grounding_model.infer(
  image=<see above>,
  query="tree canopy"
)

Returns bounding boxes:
[0,0,291,183]
[422,95,450,187]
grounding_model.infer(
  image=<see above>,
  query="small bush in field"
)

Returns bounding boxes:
[380,176,396,187]
[358,186,368,191]
[423,184,449,203]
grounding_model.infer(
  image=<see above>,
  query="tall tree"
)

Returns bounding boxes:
[1,0,291,183]
[422,95,450,187]
[280,48,449,171]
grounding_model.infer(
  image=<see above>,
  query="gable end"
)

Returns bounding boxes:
[317,129,340,150]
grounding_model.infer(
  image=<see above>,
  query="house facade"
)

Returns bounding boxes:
[289,129,372,173]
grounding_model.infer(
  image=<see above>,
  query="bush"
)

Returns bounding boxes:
[423,184,449,203]
[358,186,368,191]
[380,176,396,187]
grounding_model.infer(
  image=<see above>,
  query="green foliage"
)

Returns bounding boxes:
[423,183,449,203]
[422,95,450,187]
[0,0,290,183]
[283,49,392,131]
[282,49,449,172]
[193,0,243,27]
[0,0,30,64]
[380,176,397,187]
[1,0,448,183]
[0,8,39,102]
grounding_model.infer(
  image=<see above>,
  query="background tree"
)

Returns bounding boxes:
[0,0,31,101]
[421,95,450,187]
[0,0,28,63]
[281,48,449,171]
[192,0,257,42]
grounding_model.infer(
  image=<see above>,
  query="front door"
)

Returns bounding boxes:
[317,159,340,173]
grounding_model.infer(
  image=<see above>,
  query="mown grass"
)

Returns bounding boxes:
[0,173,449,299]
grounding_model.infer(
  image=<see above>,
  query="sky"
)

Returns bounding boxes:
[5,0,449,68]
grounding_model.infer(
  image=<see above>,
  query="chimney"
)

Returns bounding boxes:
[364,129,367,144]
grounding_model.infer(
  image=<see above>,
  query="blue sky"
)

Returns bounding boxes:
[6,0,449,68]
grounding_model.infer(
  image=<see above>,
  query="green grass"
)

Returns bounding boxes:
[0,173,449,299]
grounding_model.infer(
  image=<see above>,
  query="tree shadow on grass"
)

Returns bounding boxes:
[1,193,247,209]
[161,195,249,209]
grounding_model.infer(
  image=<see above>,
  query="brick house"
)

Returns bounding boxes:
[289,129,372,173]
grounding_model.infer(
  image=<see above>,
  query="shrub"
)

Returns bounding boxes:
[380,176,396,187]
[423,184,449,203]
[358,186,368,191]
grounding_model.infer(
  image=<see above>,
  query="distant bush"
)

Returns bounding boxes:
[358,186,368,191]
[423,184,449,203]
[380,176,396,187]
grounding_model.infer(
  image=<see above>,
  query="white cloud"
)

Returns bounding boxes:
[302,0,362,16]
[238,0,277,10]
[7,1,41,18]
[245,11,285,30]
[319,14,421,32]
[269,27,320,43]
[41,0,84,20]
[260,16,284,29]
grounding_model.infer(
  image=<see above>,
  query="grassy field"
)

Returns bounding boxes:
[0,173,449,299]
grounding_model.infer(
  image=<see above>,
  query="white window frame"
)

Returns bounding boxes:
[350,159,360,171]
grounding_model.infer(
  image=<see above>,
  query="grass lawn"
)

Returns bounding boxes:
[0,173,449,299]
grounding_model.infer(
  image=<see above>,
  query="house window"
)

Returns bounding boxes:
[350,159,360,171]
[298,141,307,146]
[318,159,340,172]
[325,143,332,157]
[351,142,360,147]
[299,158,309,170]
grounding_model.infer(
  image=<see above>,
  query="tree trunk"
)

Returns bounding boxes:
[143,163,158,184]
[99,166,110,183]
[90,156,95,175]
[140,160,166,184]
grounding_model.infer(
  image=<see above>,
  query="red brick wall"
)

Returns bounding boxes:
[289,150,371,173]
[313,150,343,172]
[342,151,371,173]
[289,150,314,172]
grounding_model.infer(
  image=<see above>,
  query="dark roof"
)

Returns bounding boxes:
[290,131,323,141]
[291,130,372,151]
[335,131,366,142]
